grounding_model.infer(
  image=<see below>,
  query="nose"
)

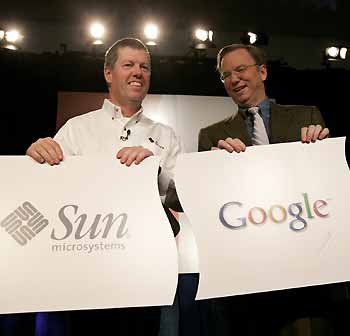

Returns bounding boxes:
[132,64,142,78]
[229,71,240,84]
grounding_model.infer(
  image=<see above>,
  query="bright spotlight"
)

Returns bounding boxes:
[0,30,5,41]
[195,29,208,42]
[208,30,214,42]
[144,23,159,40]
[248,32,257,44]
[92,39,104,45]
[6,30,22,43]
[324,46,348,61]
[89,22,105,39]
[191,28,216,55]
[4,44,18,50]
[240,31,268,46]
[340,47,347,60]
[326,46,339,58]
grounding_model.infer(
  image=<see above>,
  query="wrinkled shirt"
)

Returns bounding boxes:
[55,99,182,199]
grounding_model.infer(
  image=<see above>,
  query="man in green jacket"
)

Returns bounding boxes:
[199,44,329,152]
[198,44,335,336]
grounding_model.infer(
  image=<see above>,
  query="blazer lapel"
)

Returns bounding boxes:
[224,113,252,146]
[270,103,294,144]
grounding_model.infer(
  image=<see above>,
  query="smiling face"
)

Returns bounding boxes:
[221,48,267,108]
[104,47,151,113]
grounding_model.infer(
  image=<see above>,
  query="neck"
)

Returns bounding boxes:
[109,96,141,117]
[240,95,267,109]
[120,104,140,117]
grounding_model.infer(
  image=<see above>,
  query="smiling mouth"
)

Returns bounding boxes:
[233,85,246,93]
[128,81,142,87]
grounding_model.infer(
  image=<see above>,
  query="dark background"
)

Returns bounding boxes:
[0,2,349,333]
[0,50,348,155]
[0,0,349,155]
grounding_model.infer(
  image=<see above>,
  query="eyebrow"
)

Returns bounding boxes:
[120,59,150,65]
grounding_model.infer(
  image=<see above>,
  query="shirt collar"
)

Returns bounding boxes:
[238,97,271,119]
[102,99,144,123]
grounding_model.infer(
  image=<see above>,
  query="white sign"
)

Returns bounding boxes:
[176,213,199,274]
[175,137,350,300]
[0,156,178,313]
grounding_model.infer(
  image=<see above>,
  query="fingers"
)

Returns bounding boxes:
[311,125,322,141]
[26,138,63,165]
[116,146,154,166]
[319,127,330,140]
[306,125,316,143]
[301,127,308,143]
[301,125,330,143]
[217,139,233,152]
[217,138,246,153]
[134,149,153,164]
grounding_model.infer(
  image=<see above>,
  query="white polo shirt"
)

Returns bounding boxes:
[54,99,182,198]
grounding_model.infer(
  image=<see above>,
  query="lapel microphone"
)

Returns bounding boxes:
[120,129,131,141]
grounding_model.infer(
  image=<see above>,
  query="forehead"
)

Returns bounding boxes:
[116,47,150,64]
[221,49,255,70]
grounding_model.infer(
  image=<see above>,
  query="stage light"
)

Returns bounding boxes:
[1,30,22,51]
[240,31,268,46]
[248,32,257,44]
[325,46,348,61]
[326,46,339,58]
[195,29,208,42]
[144,23,159,46]
[3,44,18,50]
[192,28,215,51]
[208,30,214,42]
[5,30,22,43]
[340,47,347,60]
[144,23,159,40]
[89,22,105,39]
[92,39,103,45]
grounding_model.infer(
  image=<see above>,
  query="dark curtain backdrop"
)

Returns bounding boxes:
[0,50,348,155]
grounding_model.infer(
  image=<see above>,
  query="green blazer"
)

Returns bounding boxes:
[198,103,326,151]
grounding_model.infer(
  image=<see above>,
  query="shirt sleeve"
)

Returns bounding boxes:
[149,127,183,203]
[53,119,80,156]
[162,128,182,201]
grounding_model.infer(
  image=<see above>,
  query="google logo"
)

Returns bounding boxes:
[219,193,329,232]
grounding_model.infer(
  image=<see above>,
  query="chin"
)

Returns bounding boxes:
[129,96,145,103]
[235,99,249,107]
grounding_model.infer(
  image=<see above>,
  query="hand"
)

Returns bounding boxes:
[301,125,330,143]
[26,137,63,165]
[116,146,154,166]
[212,138,246,153]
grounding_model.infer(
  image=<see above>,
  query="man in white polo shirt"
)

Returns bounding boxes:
[26,37,182,336]
[27,38,180,203]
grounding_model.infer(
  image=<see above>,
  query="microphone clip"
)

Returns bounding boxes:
[120,129,131,141]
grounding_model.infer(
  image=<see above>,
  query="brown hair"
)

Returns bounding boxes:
[217,44,267,72]
[104,37,149,69]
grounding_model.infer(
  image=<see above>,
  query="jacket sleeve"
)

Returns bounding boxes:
[311,106,327,129]
[198,128,215,152]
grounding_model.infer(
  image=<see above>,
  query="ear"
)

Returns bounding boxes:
[104,66,112,85]
[259,64,267,82]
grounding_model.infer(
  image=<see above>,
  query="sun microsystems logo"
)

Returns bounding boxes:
[1,201,49,246]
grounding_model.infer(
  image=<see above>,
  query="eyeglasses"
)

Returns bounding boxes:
[220,64,260,83]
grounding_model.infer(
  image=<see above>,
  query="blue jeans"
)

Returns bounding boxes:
[159,273,211,336]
